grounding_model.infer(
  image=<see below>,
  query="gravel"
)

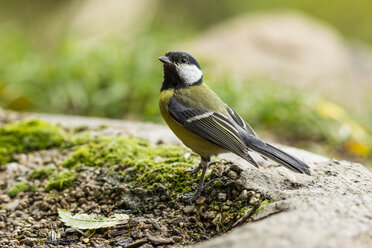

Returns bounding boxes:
[0,147,263,247]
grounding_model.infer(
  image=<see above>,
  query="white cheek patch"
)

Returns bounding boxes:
[175,64,203,85]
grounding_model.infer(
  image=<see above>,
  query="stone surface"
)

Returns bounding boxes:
[28,112,180,145]
[196,158,372,248]
[22,114,372,248]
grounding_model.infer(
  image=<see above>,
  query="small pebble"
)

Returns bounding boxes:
[222,205,230,210]
[151,220,162,231]
[227,170,238,180]
[204,211,217,219]
[195,196,206,205]
[10,239,19,245]
[0,194,11,203]
[249,197,259,205]
[239,189,248,200]
[60,199,68,208]
[115,238,133,246]
[124,237,148,248]
[235,179,244,190]
[131,230,144,239]
[148,235,175,245]
[169,217,183,225]
[172,236,183,242]
[26,216,34,223]
[39,219,48,227]
[20,237,38,246]
[183,205,195,214]
[78,197,86,204]
[218,193,227,201]
[212,213,222,226]
[140,244,154,248]
[4,199,20,211]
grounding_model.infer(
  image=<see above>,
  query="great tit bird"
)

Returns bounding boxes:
[158,51,311,200]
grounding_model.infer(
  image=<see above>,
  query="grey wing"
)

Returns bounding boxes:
[225,105,269,161]
[168,97,258,167]
[225,105,257,136]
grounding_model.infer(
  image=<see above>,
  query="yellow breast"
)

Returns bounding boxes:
[159,87,224,158]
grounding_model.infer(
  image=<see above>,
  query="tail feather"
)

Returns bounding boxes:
[243,135,311,175]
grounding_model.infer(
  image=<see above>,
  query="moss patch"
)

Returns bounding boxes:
[27,167,76,192]
[0,120,65,165]
[30,167,57,179]
[61,136,199,195]
[8,181,32,197]
[256,199,270,212]
[62,136,149,168]
[45,170,77,192]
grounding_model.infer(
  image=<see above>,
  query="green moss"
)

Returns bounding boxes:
[131,145,200,194]
[239,206,249,217]
[8,181,32,197]
[45,170,77,192]
[0,120,65,165]
[30,167,57,179]
[61,136,150,168]
[64,130,109,148]
[256,199,270,212]
[61,135,198,194]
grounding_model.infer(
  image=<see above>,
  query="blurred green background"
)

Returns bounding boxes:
[0,0,371,167]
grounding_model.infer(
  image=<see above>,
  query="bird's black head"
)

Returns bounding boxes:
[159,51,203,91]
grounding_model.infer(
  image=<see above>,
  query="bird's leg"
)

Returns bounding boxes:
[184,159,218,175]
[182,157,210,202]
[183,163,202,175]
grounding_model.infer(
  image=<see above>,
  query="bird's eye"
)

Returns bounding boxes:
[181,57,187,63]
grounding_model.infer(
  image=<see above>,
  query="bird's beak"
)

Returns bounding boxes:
[158,56,171,64]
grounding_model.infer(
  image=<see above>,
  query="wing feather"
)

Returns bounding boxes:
[168,97,258,167]
[226,105,257,136]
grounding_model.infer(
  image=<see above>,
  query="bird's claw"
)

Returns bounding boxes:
[184,160,223,175]
[183,166,201,175]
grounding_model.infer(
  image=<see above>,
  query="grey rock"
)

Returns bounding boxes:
[196,154,372,248]
[29,113,180,145]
